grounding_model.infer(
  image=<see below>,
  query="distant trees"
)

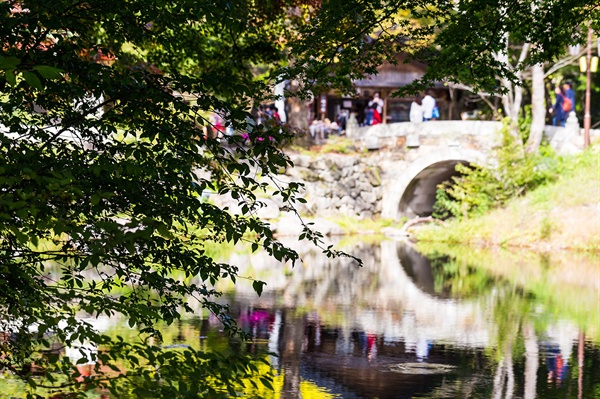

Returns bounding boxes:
[0,0,597,397]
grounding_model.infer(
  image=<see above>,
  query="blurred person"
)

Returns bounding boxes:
[562,80,575,113]
[549,86,568,127]
[422,90,437,121]
[364,97,374,126]
[371,104,382,125]
[410,96,423,122]
[369,92,384,115]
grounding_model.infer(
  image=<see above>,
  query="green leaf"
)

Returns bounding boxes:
[252,280,266,297]
[23,71,43,90]
[91,193,101,205]
[5,69,16,86]
[33,65,63,80]
[260,377,274,390]
[0,56,20,70]
[156,223,172,238]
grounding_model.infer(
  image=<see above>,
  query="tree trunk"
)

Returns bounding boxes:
[523,323,539,399]
[503,79,523,146]
[526,63,546,153]
[505,352,515,399]
[497,36,528,150]
[493,356,507,399]
[285,79,310,131]
[578,331,585,399]
[280,311,305,399]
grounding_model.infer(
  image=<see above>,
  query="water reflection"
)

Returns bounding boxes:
[14,241,596,399]
[210,240,600,399]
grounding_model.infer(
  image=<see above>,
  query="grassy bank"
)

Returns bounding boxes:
[414,146,600,252]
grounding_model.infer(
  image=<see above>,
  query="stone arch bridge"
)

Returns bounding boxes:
[351,121,502,220]
[345,120,593,220]
[279,120,594,224]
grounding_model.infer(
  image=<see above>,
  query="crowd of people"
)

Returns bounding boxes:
[410,90,440,122]
[256,103,282,125]
[362,91,440,127]
[353,82,578,129]
[212,82,577,144]
[309,115,347,143]
[364,92,384,125]
[207,103,283,139]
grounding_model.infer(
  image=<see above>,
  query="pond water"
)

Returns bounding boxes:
[5,240,599,398]
[204,240,600,399]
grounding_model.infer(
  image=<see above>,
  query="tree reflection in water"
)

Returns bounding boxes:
[215,240,600,399]
[5,241,596,398]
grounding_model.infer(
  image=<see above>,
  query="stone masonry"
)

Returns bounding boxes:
[284,153,384,220]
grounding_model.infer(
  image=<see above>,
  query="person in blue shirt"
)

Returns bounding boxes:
[550,86,568,127]
[563,81,576,114]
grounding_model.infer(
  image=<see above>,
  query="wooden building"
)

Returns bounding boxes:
[309,54,458,127]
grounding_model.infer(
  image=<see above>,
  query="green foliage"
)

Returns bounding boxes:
[433,120,562,219]
[425,251,498,299]
[1,0,596,397]
[283,0,599,97]
[327,214,396,237]
[416,146,600,251]
[0,1,360,397]
[415,242,600,342]
[518,105,533,144]
[318,137,358,154]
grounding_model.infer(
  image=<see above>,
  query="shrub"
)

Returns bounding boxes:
[433,119,563,219]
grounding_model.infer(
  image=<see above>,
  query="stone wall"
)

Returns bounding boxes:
[285,153,384,219]
[208,152,386,236]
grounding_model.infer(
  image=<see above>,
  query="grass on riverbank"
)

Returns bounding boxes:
[414,145,600,252]
[328,215,399,235]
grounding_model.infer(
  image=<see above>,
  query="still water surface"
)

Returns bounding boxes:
[11,240,598,399]
[204,240,600,399]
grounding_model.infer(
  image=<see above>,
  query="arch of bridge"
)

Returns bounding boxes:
[347,121,501,220]
[380,147,488,220]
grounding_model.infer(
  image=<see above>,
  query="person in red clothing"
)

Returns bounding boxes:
[371,104,382,125]
[268,104,281,125]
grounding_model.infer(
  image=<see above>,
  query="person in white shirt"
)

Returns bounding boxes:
[409,96,423,123]
[421,90,436,121]
[368,92,384,116]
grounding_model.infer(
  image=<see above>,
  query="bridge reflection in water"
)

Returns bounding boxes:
[212,240,599,399]
[66,241,591,397]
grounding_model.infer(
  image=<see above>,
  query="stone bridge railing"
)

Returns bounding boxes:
[347,120,502,153]
[211,119,599,223]
[346,119,599,156]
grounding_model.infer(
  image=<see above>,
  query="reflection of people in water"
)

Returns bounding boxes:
[355,331,378,361]
[543,342,569,385]
[405,336,432,362]
[367,333,377,362]
[547,352,568,384]
[238,308,275,341]
[416,337,431,362]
